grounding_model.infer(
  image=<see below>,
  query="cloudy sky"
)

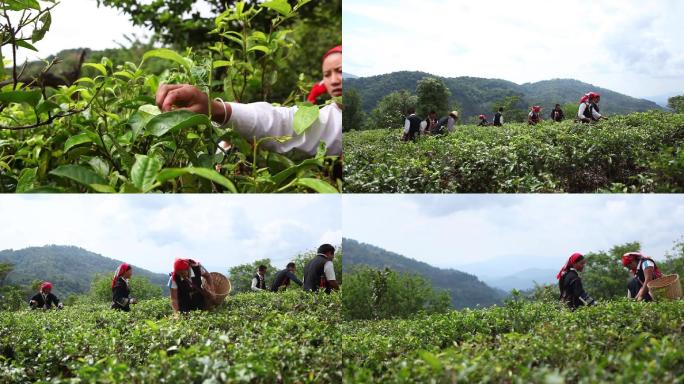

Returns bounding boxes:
[344,0,684,99]
[0,195,341,274]
[343,195,684,276]
[2,0,217,63]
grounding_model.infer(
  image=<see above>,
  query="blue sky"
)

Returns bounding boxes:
[344,0,684,99]
[343,195,684,276]
[0,195,341,274]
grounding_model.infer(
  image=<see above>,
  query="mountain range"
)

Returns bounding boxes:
[346,71,663,119]
[343,238,505,309]
[0,245,169,297]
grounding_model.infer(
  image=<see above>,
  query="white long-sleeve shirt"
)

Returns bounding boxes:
[578,102,602,120]
[251,276,265,291]
[227,102,341,156]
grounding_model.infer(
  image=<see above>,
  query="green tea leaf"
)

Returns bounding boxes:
[293,104,319,135]
[0,90,42,107]
[2,0,40,11]
[50,165,106,187]
[131,154,162,192]
[31,12,51,43]
[295,178,338,193]
[261,0,292,16]
[142,49,192,71]
[64,133,92,152]
[83,63,107,76]
[145,110,211,137]
[16,167,37,193]
[157,167,237,192]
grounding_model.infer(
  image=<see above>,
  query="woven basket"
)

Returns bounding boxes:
[202,272,232,309]
[647,274,682,301]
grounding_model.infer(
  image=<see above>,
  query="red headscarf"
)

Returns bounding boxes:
[307,45,342,103]
[479,114,486,119]
[307,81,327,103]
[532,106,542,113]
[557,253,584,280]
[172,258,191,281]
[112,263,132,288]
[40,281,53,292]
[322,45,342,62]
[621,252,642,273]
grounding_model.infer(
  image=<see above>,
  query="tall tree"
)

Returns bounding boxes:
[342,88,365,131]
[367,90,417,129]
[581,242,639,300]
[668,95,684,113]
[416,77,450,117]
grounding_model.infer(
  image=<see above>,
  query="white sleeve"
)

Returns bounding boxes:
[168,277,177,290]
[592,108,602,119]
[403,118,410,134]
[227,102,341,156]
[578,103,587,119]
[251,278,261,291]
[500,116,504,124]
[323,261,336,281]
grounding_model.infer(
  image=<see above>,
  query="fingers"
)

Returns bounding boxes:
[161,88,190,112]
[156,84,185,110]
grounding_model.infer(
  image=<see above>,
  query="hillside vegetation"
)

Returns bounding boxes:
[347,71,662,118]
[343,239,504,309]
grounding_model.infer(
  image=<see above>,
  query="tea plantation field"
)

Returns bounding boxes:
[342,299,684,383]
[0,291,341,383]
[344,111,684,193]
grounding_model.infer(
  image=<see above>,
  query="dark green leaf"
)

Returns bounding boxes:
[293,104,319,135]
[145,110,210,137]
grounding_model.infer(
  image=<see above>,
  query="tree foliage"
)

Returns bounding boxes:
[342,88,365,132]
[228,258,276,293]
[416,77,450,117]
[88,273,164,303]
[342,266,451,320]
[668,95,684,114]
[366,90,417,130]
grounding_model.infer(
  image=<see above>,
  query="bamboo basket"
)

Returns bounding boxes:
[202,272,232,309]
[647,274,682,301]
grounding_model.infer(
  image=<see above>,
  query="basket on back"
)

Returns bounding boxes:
[202,272,232,310]
[647,274,682,301]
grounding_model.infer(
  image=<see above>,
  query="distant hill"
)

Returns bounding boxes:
[343,72,359,80]
[343,238,505,309]
[481,268,557,292]
[347,71,663,119]
[0,245,169,297]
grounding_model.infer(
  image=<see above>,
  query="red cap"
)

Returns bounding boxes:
[322,45,342,62]
[41,282,53,291]
[174,258,190,272]
[532,106,542,113]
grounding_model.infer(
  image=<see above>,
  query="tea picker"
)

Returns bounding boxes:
[303,244,339,293]
[28,281,63,310]
[270,262,304,292]
[169,258,212,314]
[111,263,138,312]
[577,92,607,123]
[155,45,342,157]
[251,265,268,292]
[557,253,596,310]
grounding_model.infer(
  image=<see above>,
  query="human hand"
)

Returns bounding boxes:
[156,84,210,114]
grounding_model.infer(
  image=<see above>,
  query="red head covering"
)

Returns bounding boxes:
[479,114,486,119]
[322,45,342,62]
[307,81,327,103]
[40,281,53,292]
[112,263,132,288]
[532,106,542,113]
[172,258,191,280]
[557,253,584,280]
[621,252,642,272]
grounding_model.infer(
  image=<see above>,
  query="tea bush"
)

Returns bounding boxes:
[342,299,684,383]
[0,290,341,383]
[0,0,340,193]
[344,111,684,192]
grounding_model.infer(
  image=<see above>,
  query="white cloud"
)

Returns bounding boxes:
[0,195,341,274]
[344,0,684,98]
[343,194,684,275]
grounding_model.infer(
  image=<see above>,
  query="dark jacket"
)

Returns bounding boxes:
[173,264,205,312]
[559,269,595,310]
[550,108,565,122]
[303,254,332,293]
[253,273,267,290]
[111,277,132,312]
[493,112,503,126]
[29,292,60,309]
[270,269,303,292]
